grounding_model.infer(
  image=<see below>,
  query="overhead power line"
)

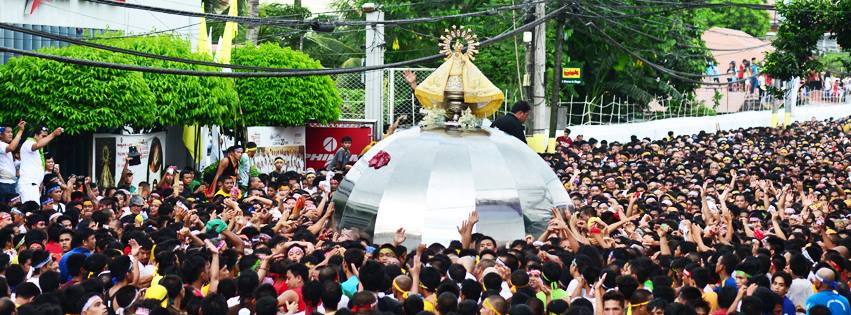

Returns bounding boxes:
[581,21,746,85]
[84,0,547,26]
[0,5,568,77]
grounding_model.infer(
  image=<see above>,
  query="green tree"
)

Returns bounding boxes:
[232,44,342,126]
[329,0,712,121]
[763,0,834,89]
[693,0,771,37]
[0,35,237,134]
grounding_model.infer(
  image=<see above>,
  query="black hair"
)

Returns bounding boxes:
[71,228,94,249]
[321,281,342,311]
[4,264,23,289]
[255,296,278,315]
[789,254,811,278]
[0,297,14,315]
[236,270,259,299]
[16,282,40,299]
[38,270,60,294]
[772,271,792,288]
[180,254,207,284]
[460,279,481,302]
[358,260,386,292]
[287,263,309,283]
[200,293,228,315]
[436,292,458,315]
[159,275,183,299]
[510,101,531,114]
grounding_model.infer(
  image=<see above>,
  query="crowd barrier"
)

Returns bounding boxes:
[526,103,851,149]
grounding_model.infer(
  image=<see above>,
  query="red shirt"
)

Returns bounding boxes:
[45,241,63,256]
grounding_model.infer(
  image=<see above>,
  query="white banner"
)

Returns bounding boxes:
[92,132,167,188]
[246,127,306,173]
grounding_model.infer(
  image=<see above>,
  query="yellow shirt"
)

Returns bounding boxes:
[703,291,719,312]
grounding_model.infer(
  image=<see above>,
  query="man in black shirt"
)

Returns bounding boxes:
[491,101,531,143]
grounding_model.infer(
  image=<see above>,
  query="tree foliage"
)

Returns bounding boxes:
[232,44,342,126]
[0,35,237,134]
[323,0,713,116]
[763,0,848,89]
[692,0,771,37]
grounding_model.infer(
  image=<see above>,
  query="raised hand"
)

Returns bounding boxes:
[402,70,417,86]
[394,228,407,246]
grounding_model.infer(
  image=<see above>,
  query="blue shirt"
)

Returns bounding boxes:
[806,290,851,315]
[59,246,92,283]
[715,276,737,292]
[341,275,359,298]
[782,296,796,315]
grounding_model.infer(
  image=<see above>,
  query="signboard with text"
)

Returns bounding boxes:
[562,67,582,84]
[305,122,374,170]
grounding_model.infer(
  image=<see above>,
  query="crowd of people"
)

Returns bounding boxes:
[0,114,850,315]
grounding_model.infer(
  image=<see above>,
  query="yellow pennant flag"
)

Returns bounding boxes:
[217,0,239,64]
[198,5,210,56]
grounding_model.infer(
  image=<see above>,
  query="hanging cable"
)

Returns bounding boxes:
[581,21,746,86]
[84,0,548,26]
[0,5,568,77]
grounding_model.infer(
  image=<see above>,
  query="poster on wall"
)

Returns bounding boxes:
[91,132,168,188]
[305,121,374,170]
[246,127,306,173]
[94,137,116,188]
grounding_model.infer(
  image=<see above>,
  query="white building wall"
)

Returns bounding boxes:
[1,0,199,51]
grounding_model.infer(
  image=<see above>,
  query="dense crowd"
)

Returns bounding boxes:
[0,116,850,315]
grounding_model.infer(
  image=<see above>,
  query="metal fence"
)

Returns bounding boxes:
[336,68,515,126]
[560,84,851,126]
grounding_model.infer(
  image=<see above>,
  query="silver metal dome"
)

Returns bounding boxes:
[333,126,570,247]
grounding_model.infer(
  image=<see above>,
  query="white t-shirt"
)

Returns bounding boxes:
[0,142,16,184]
[788,277,813,309]
[19,139,43,184]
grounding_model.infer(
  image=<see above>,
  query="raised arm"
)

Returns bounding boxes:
[32,128,62,150]
[205,239,221,294]
[209,157,230,196]
[5,121,25,153]
[458,211,478,249]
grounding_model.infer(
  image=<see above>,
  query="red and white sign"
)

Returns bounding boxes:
[306,122,374,170]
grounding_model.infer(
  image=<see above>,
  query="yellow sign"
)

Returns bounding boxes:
[562,67,581,79]
[561,67,582,84]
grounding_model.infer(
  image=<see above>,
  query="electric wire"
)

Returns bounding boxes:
[84,0,548,26]
[0,5,569,77]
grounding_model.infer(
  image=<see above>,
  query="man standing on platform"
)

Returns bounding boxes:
[491,101,530,143]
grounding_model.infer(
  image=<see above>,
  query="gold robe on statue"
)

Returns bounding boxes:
[414,52,504,118]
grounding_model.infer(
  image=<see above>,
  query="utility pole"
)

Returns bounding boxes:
[364,3,385,139]
[548,3,566,138]
[530,0,548,136]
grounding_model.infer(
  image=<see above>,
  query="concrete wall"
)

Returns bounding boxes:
[564,104,851,143]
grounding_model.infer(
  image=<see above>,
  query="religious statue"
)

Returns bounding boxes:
[414,26,505,124]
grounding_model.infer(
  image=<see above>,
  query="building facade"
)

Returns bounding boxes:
[1,0,199,63]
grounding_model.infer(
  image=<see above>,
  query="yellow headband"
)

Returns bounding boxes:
[246,148,257,153]
[483,298,502,315]
[631,301,649,308]
[392,279,408,295]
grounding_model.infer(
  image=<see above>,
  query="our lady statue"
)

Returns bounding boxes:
[100,146,114,188]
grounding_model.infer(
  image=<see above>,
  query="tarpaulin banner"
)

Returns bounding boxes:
[92,132,167,188]
[306,122,374,170]
[247,126,306,173]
